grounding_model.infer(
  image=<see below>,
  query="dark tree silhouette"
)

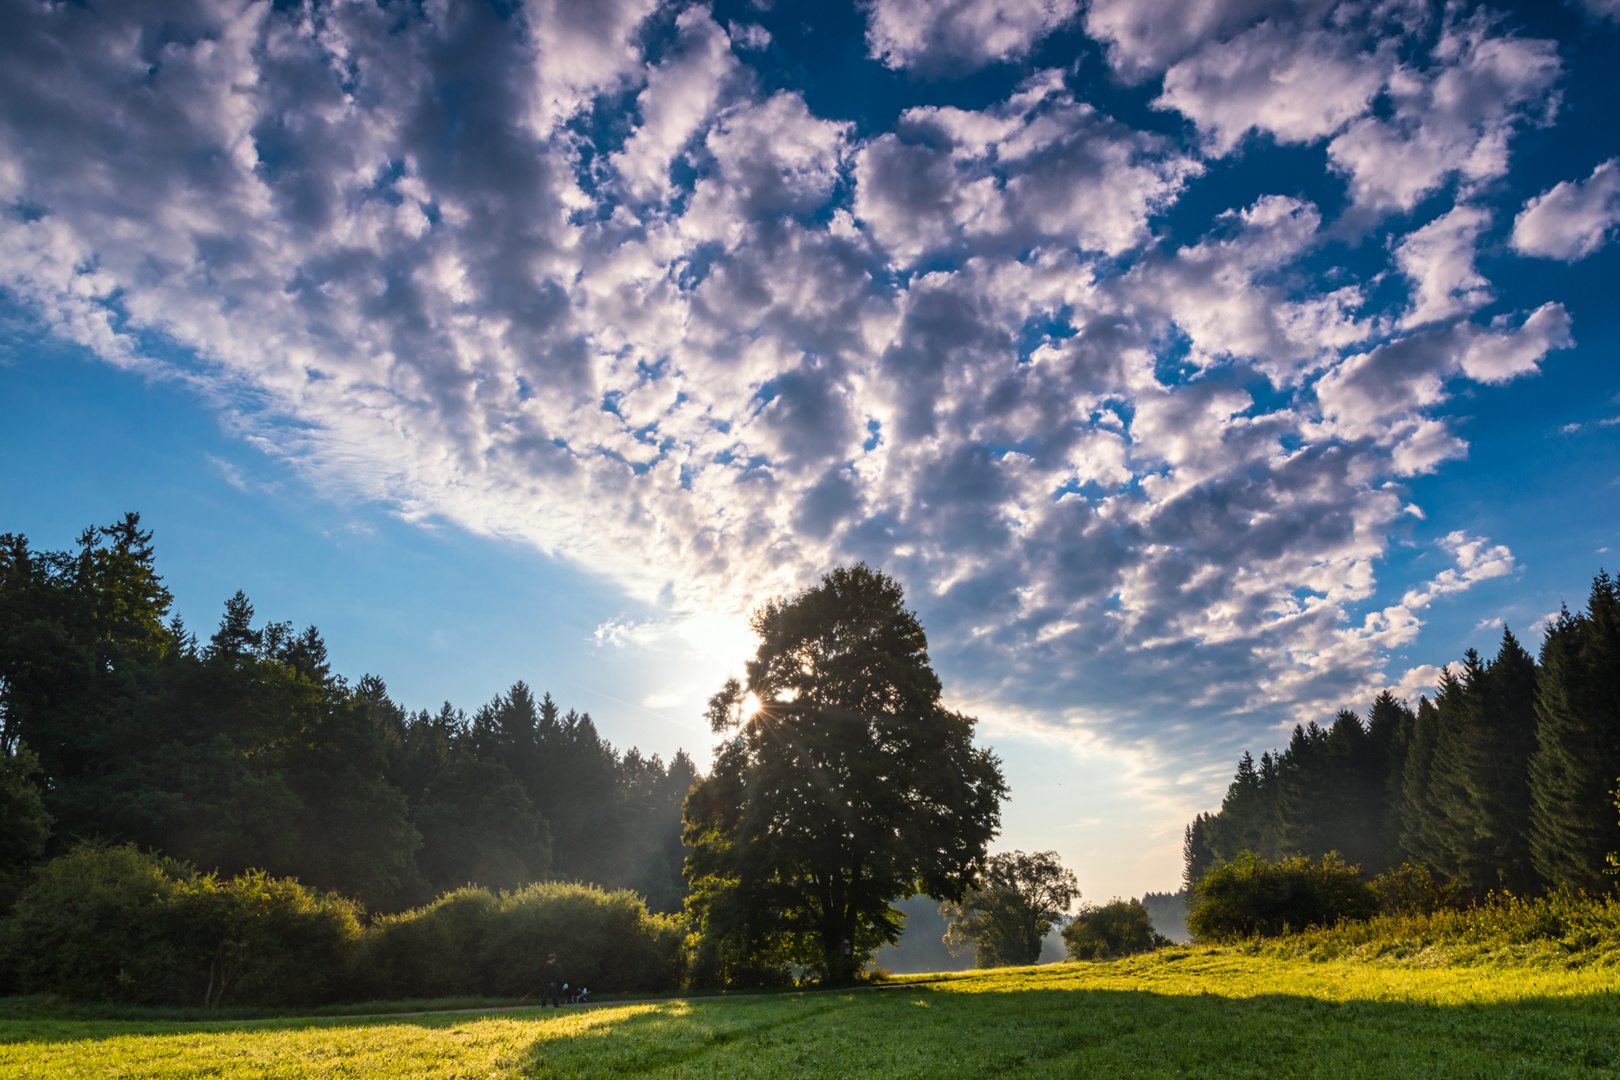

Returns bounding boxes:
[683,564,1007,984]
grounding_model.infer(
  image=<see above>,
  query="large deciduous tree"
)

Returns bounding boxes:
[683,564,1007,985]
[941,849,1078,967]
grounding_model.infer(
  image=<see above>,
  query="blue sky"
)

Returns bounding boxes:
[2,0,1619,902]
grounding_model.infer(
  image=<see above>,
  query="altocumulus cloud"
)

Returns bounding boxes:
[0,0,1601,750]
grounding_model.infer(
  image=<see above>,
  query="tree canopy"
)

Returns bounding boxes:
[682,564,1007,984]
[0,516,697,914]
[941,849,1078,967]
[1185,572,1620,902]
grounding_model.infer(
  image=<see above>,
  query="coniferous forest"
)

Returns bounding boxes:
[0,515,696,915]
[1184,571,1620,898]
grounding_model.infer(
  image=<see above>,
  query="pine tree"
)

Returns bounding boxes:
[1275,722,1333,858]
[1367,691,1416,873]
[1182,812,1216,893]
[1477,628,1540,893]
[1205,752,1270,864]
[1530,574,1620,890]
[1424,657,1489,888]
[1399,695,1441,866]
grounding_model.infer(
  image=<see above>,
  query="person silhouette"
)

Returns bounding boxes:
[541,954,559,1007]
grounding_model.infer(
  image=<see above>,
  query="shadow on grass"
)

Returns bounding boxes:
[6,984,1620,1077]
[508,985,1620,1079]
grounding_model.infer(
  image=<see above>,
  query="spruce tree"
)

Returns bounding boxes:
[1367,691,1416,873]
[1275,722,1333,858]
[1182,813,1216,893]
[1399,695,1441,866]
[1477,628,1540,893]
[1424,656,1489,888]
[1206,752,1270,863]
[1321,709,1381,871]
[1530,574,1620,890]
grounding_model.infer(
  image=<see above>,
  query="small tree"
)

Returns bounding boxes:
[1063,898,1165,960]
[941,850,1077,967]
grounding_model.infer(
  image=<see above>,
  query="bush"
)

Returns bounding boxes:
[1256,888,1620,965]
[1,843,361,1005]
[1063,899,1166,960]
[1187,852,1377,942]
[1369,863,1463,918]
[356,880,684,999]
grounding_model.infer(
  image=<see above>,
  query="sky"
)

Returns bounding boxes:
[2,0,1619,905]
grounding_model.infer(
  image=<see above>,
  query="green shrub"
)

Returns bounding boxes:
[1369,863,1463,917]
[1188,852,1377,942]
[1063,899,1166,960]
[356,880,684,999]
[2,843,361,1006]
[1257,888,1620,964]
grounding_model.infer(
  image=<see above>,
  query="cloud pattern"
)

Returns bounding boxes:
[0,0,1599,750]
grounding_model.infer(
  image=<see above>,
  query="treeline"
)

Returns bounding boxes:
[0,516,696,914]
[1185,571,1620,897]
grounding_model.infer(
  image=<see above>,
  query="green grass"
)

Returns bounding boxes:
[4,948,1620,1078]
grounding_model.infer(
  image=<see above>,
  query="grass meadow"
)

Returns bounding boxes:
[4,946,1620,1079]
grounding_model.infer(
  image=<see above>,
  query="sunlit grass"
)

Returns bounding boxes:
[5,949,1620,1078]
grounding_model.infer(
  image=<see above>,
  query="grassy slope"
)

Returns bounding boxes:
[3,949,1619,1078]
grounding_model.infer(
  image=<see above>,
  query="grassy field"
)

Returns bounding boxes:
[3,947,1619,1078]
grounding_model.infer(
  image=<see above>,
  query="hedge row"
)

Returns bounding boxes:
[0,844,682,1006]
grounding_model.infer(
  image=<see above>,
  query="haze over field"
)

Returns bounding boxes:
[2,0,1618,901]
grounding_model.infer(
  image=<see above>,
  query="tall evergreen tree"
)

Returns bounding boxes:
[1369,691,1416,871]
[1204,752,1273,864]
[1423,657,1489,887]
[1183,812,1217,892]
[1477,629,1540,892]
[1399,695,1441,867]
[1275,721,1334,859]
[1530,574,1620,891]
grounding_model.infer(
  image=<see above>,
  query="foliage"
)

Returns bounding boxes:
[683,564,1007,984]
[1187,852,1379,942]
[941,850,1078,967]
[1062,898,1167,959]
[1,843,361,1006]
[1369,863,1463,917]
[357,880,683,999]
[1530,574,1620,892]
[0,743,51,913]
[1256,887,1620,967]
[1187,571,1620,902]
[0,518,699,915]
[9,951,1620,1078]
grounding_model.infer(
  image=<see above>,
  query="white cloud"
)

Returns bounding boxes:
[1394,203,1493,328]
[1327,18,1561,216]
[727,22,771,51]
[1085,0,1336,79]
[1115,195,1370,383]
[523,0,663,135]
[866,0,1079,73]
[853,74,1201,263]
[1157,20,1390,156]
[0,0,1586,754]
[1511,158,1620,261]
[610,7,739,203]
[1575,0,1620,21]
[1312,304,1571,471]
